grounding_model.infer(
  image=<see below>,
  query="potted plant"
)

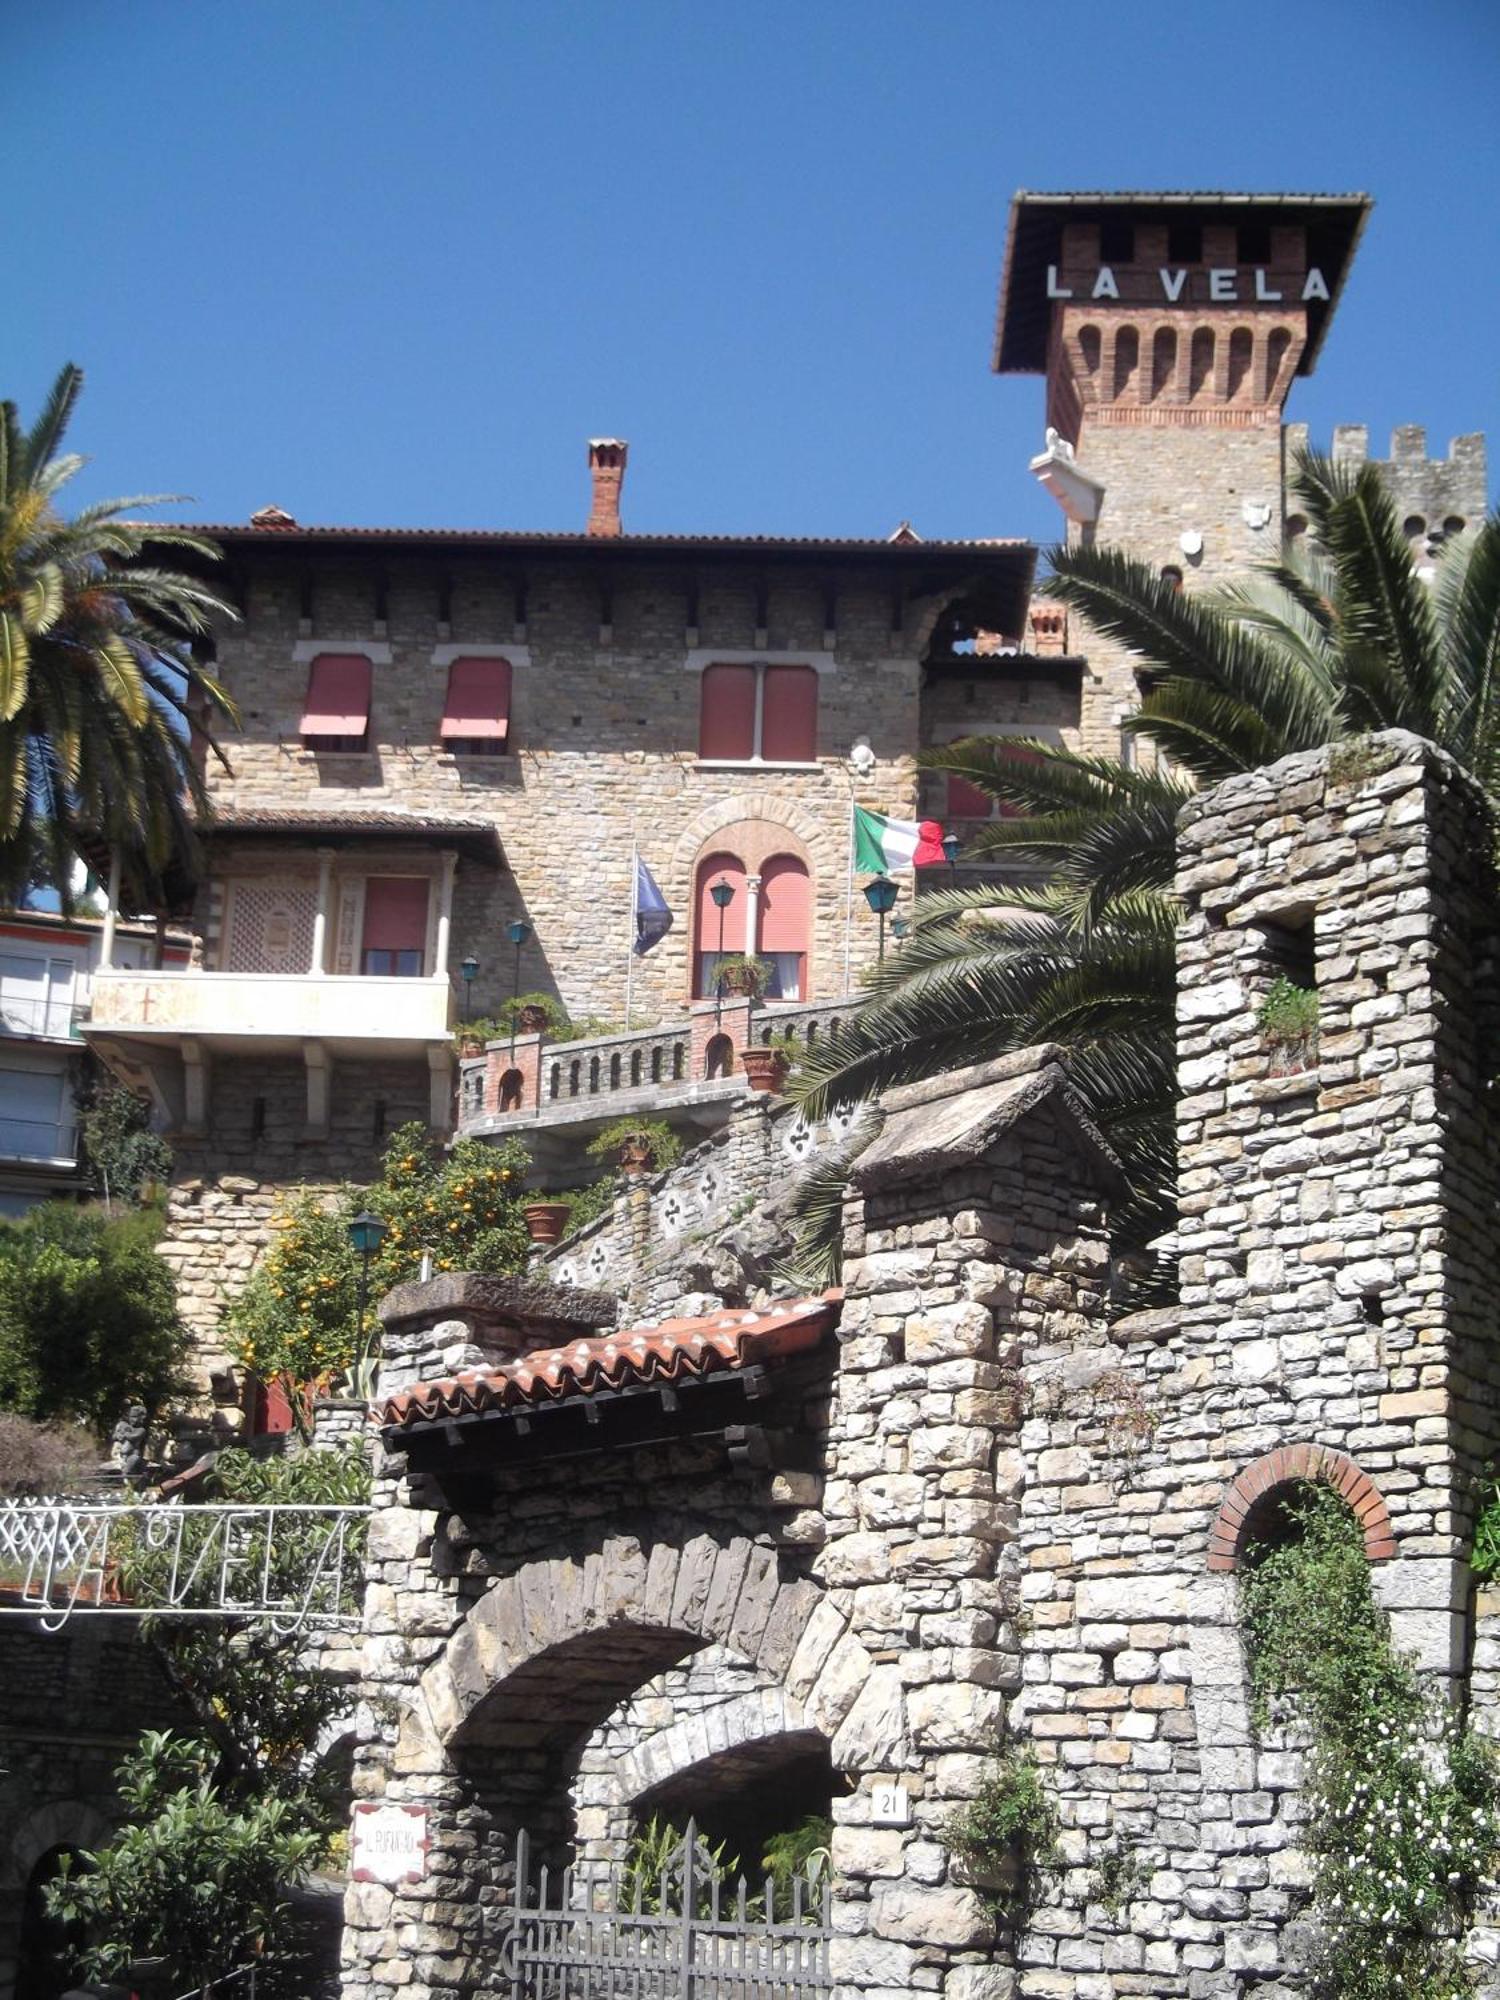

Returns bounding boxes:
[502,992,569,1039]
[1256,977,1320,1076]
[586,1117,684,1179]
[713,953,773,1000]
[523,1198,573,1245]
[738,1041,790,1094]
[453,1016,504,1058]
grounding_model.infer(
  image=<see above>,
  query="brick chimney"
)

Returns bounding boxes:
[586,438,628,537]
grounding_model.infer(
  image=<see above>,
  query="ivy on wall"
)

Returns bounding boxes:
[1240,1481,1499,2000]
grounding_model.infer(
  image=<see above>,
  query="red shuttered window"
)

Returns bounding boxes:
[758,853,810,999]
[300,654,372,750]
[699,665,757,760]
[693,851,746,998]
[760,666,817,763]
[361,877,430,977]
[441,657,512,753]
[946,773,996,820]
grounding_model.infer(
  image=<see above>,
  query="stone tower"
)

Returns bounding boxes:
[993,191,1372,749]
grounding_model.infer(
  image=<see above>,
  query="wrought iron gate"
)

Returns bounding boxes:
[502,1823,832,1999]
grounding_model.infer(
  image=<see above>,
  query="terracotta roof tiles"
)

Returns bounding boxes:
[380,1293,840,1432]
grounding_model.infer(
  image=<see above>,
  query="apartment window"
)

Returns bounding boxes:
[0,953,78,1039]
[441,656,512,756]
[300,654,372,751]
[758,854,810,1000]
[361,877,429,977]
[699,663,817,763]
[946,742,1045,821]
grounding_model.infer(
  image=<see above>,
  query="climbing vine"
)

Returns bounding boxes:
[1240,1481,1499,2000]
[938,1746,1057,1928]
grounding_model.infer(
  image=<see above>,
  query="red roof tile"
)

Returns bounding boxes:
[379,1293,840,1431]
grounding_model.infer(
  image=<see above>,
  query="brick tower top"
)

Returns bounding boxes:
[993,191,1371,443]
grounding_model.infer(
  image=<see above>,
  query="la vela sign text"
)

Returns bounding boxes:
[1047,265,1331,304]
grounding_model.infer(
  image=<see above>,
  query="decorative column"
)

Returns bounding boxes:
[309,848,335,975]
[434,850,458,979]
[742,873,761,958]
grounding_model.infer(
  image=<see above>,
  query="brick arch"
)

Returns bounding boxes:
[670,796,829,885]
[1207,1444,1395,1573]
[614,1687,822,1810]
[420,1526,878,1754]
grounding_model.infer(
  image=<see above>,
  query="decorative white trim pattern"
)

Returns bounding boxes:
[292,639,394,665]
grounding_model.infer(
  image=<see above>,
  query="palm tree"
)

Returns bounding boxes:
[791,451,1500,1281]
[0,363,236,905]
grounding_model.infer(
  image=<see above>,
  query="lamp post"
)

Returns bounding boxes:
[460,954,479,1024]
[347,1209,389,1398]
[863,873,899,963]
[942,832,962,886]
[709,877,734,1024]
[506,919,532,1056]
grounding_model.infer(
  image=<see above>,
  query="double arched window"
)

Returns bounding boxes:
[692,847,812,999]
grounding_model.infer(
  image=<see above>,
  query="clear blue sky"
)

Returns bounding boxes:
[6,0,1497,546]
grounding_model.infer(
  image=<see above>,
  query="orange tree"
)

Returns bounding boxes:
[227,1122,531,1398]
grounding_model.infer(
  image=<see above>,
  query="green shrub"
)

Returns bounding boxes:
[227,1123,531,1397]
[585,1117,683,1172]
[1240,1481,1500,1999]
[0,1203,186,1433]
[76,1073,174,1204]
[939,1747,1056,1927]
[1256,977,1319,1059]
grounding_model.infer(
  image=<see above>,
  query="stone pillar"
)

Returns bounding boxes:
[483,1030,543,1116]
[434,849,458,978]
[689,995,753,1076]
[310,847,335,975]
[818,1051,1116,1998]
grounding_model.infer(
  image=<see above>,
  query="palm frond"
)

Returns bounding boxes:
[22,364,84,480]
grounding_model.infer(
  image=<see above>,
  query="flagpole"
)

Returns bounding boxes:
[842,794,857,997]
[625,835,638,1031]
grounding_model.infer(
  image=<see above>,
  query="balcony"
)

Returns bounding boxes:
[88,968,453,1053]
[0,995,87,1043]
[0,1117,78,1168]
[85,970,456,1137]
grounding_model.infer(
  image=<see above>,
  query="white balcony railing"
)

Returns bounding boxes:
[0,995,87,1041]
[87,969,453,1045]
[0,1117,78,1165]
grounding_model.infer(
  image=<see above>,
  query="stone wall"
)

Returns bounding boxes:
[204,559,954,1025]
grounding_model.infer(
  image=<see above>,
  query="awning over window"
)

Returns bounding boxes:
[440,657,512,740]
[300,654,372,737]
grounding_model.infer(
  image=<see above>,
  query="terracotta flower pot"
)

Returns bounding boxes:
[518,1004,550,1035]
[738,1045,789,1095]
[523,1200,572,1246]
[618,1137,654,1177]
[458,1035,485,1058]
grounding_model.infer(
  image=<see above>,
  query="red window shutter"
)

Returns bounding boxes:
[441,657,511,740]
[362,878,430,954]
[758,854,810,954]
[693,851,746,996]
[699,665,756,760]
[946,773,995,820]
[760,666,817,762]
[300,654,372,737]
[994,742,1045,819]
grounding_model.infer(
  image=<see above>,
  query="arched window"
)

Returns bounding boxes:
[1079,325,1102,379]
[1226,327,1253,400]
[1149,326,1176,402]
[704,1033,734,1079]
[759,854,811,1001]
[609,1053,622,1089]
[1189,326,1215,399]
[630,1049,643,1086]
[1113,325,1140,401]
[498,1068,524,1113]
[1267,326,1293,395]
[693,851,747,998]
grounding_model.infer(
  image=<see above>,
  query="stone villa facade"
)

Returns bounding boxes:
[340,732,1500,1998]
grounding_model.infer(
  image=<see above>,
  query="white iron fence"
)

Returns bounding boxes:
[0,1501,368,1631]
[502,1823,832,2000]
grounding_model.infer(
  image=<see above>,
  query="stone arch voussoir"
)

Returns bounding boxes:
[5,1797,114,1891]
[1207,1443,1395,1573]
[420,1526,878,1756]
[670,796,834,890]
[614,1686,818,1810]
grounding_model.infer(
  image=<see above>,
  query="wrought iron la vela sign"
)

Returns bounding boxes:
[1046,264,1331,304]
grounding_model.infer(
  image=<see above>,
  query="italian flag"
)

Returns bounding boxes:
[853,806,947,872]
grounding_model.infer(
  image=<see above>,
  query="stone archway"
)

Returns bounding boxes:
[420,1525,885,1760]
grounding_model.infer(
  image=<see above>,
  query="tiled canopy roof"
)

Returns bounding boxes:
[196,805,503,862]
[380,1293,840,1432]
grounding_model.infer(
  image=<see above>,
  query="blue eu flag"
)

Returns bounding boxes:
[634,857,673,956]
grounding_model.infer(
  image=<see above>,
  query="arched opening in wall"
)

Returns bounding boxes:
[1226,327,1253,401]
[650,1046,663,1083]
[629,1734,841,1891]
[610,1053,622,1090]
[1161,565,1184,593]
[568,1060,581,1098]
[1189,326,1215,399]
[1266,325,1293,394]
[16,1845,87,2000]
[693,850,748,999]
[1404,515,1427,542]
[1112,325,1140,401]
[497,1067,524,1113]
[759,854,811,1000]
[631,1049,643,1086]
[1445,515,1468,538]
[1208,1446,1395,1573]
[549,1062,561,1101]
[1285,513,1308,550]
[589,1055,601,1093]
[704,1033,734,1080]
[1149,326,1176,402]
[1078,324,1102,381]
[672,1043,685,1081]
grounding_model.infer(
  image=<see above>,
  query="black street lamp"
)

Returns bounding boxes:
[709,877,734,1024]
[863,872,899,962]
[942,832,962,885]
[347,1209,390,1397]
[506,919,532,1055]
[460,954,479,1023]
